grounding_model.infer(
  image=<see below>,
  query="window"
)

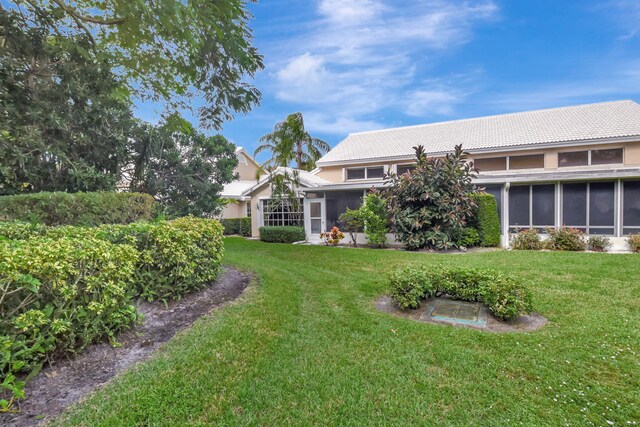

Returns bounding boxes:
[396,164,416,175]
[561,182,615,235]
[261,198,303,227]
[623,181,640,235]
[325,191,364,228]
[591,148,623,165]
[346,166,385,180]
[474,157,506,172]
[509,154,545,170]
[246,202,251,218]
[509,184,555,231]
[559,148,623,167]
[559,151,588,167]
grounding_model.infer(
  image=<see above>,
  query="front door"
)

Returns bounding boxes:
[304,198,325,242]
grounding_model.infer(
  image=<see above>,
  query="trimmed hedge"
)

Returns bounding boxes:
[259,226,306,243]
[469,192,501,247]
[221,217,251,236]
[1,236,139,410]
[389,266,533,320]
[0,192,158,226]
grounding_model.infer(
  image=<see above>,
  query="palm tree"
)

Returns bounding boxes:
[255,112,330,171]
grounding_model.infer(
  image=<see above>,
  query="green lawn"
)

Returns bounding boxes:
[57,238,640,426]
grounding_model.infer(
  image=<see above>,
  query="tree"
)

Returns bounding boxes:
[128,115,238,217]
[384,145,477,250]
[0,10,133,195]
[255,113,330,171]
[338,208,365,247]
[3,0,264,129]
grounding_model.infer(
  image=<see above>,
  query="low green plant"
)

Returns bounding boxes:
[452,227,480,249]
[259,226,306,244]
[511,228,543,250]
[627,234,640,253]
[360,192,388,248]
[545,227,586,251]
[588,235,612,252]
[469,192,501,247]
[221,218,251,236]
[0,192,158,226]
[388,266,533,320]
[0,236,139,411]
[338,208,365,247]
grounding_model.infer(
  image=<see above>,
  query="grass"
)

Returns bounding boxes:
[56,238,640,426]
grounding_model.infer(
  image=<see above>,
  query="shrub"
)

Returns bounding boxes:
[388,266,533,320]
[588,235,612,252]
[452,227,480,248]
[360,192,388,247]
[0,221,48,240]
[221,217,251,236]
[259,226,306,243]
[0,192,158,226]
[385,145,476,250]
[338,208,365,247]
[545,227,586,251]
[320,226,345,246]
[0,236,139,410]
[511,228,543,250]
[469,192,501,247]
[628,234,640,253]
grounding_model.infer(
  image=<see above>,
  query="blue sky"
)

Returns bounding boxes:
[135,0,640,163]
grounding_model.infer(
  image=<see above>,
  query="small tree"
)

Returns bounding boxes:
[361,191,389,247]
[384,145,476,250]
[338,208,365,247]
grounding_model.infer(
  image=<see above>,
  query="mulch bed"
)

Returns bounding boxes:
[1,267,253,427]
[376,296,547,333]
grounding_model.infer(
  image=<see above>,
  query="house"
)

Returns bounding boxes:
[223,100,640,249]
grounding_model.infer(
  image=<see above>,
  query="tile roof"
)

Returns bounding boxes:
[317,100,640,165]
[239,167,330,197]
[221,180,256,198]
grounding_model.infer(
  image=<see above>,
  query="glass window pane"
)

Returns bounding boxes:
[589,228,614,235]
[589,182,615,226]
[509,154,544,170]
[624,228,640,235]
[558,151,588,167]
[397,164,416,175]
[310,202,321,218]
[346,168,365,180]
[562,183,587,226]
[366,166,384,179]
[326,191,364,228]
[484,185,503,228]
[623,181,640,228]
[591,148,623,165]
[509,185,530,227]
[474,157,506,172]
[532,185,555,226]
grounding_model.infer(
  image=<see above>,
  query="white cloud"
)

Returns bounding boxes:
[602,0,640,40]
[269,0,498,134]
[303,113,387,135]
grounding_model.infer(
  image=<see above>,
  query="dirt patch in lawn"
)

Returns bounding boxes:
[376,295,547,333]
[1,267,253,427]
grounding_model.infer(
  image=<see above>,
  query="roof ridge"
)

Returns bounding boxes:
[347,99,637,137]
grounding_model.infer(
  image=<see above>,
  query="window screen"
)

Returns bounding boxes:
[326,191,364,228]
[591,148,623,165]
[532,185,555,226]
[346,168,365,180]
[366,166,384,179]
[509,186,530,228]
[562,183,587,227]
[623,181,640,235]
[397,164,416,175]
[558,151,588,167]
[474,157,506,172]
[509,154,544,170]
[589,182,615,227]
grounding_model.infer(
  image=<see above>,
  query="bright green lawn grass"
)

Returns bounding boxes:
[57,238,640,426]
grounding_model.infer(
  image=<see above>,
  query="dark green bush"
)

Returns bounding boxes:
[544,227,586,251]
[0,236,139,410]
[221,217,251,236]
[469,192,501,247]
[389,266,533,320]
[0,192,158,226]
[259,226,305,243]
[452,227,480,248]
[511,228,543,250]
